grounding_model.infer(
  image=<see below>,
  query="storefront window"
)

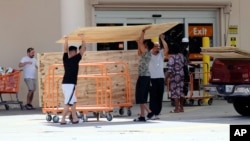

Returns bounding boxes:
[164,24,184,54]
[127,23,185,52]
[96,23,124,51]
[127,23,151,50]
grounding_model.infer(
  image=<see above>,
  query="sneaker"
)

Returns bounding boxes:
[27,104,36,110]
[133,116,146,122]
[24,104,32,110]
[152,115,160,120]
[147,112,154,120]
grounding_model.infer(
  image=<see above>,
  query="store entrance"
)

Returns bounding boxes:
[96,18,185,52]
[96,20,216,60]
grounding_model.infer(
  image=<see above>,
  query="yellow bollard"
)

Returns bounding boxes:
[202,37,210,104]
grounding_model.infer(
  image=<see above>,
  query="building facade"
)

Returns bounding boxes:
[0,0,248,107]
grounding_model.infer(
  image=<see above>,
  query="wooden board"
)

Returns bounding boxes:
[201,52,250,58]
[201,46,250,59]
[201,46,236,52]
[37,50,140,107]
[56,22,178,43]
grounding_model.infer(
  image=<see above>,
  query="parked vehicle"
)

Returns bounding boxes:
[204,58,250,116]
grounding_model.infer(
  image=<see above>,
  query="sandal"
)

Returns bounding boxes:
[72,120,79,124]
[60,122,67,125]
[170,109,179,113]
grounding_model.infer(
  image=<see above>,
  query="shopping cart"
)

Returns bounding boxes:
[43,75,113,123]
[166,62,213,106]
[97,61,132,116]
[187,71,213,106]
[0,71,23,110]
[42,63,114,123]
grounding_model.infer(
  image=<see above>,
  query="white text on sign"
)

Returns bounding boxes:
[234,129,247,136]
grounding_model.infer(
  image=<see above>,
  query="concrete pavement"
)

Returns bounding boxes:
[0,100,246,141]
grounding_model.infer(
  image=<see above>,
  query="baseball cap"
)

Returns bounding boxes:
[182,37,189,43]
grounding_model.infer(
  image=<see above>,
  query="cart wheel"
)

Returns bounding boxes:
[4,104,9,110]
[82,114,88,122]
[171,99,175,106]
[127,108,132,116]
[106,113,113,121]
[189,99,194,106]
[46,114,52,122]
[198,99,203,106]
[77,112,83,119]
[208,98,213,105]
[119,108,124,115]
[52,115,59,123]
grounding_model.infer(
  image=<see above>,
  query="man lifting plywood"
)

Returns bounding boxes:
[39,23,179,112]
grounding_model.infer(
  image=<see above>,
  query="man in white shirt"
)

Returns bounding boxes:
[148,34,168,120]
[19,47,37,110]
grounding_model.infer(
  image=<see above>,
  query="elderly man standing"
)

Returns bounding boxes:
[148,34,168,120]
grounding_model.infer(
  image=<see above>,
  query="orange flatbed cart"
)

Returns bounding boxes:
[42,64,113,123]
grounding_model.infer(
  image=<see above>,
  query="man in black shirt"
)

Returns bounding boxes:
[60,35,86,125]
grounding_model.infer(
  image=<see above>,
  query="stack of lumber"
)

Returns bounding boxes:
[38,51,140,107]
[201,46,250,58]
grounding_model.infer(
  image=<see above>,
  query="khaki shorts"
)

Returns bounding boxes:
[24,78,36,91]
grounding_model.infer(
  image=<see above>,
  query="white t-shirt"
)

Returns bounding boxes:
[149,49,165,79]
[20,56,37,79]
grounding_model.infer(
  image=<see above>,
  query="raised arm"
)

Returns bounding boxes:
[160,34,169,56]
[137,26,151,56]
[137,30,146,55]
[79,34,86,56]
[64,36,68,53]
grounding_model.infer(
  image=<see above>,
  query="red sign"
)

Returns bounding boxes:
[189,25,213,37]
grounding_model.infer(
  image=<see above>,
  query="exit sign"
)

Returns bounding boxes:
[188,25,213,37]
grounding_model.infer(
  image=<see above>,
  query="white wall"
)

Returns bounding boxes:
[0,0,61,108]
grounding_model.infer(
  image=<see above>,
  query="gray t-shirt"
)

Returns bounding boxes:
[138,51,151,76]
[149,49,165,79]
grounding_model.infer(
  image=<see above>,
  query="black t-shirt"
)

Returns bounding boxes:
[62,53,82,84]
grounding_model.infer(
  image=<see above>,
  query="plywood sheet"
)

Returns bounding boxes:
[56,22,178,43]
[37,50,140,107]
[201,46,236,52]
[201,52,250,58]
[201,46,250,59]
